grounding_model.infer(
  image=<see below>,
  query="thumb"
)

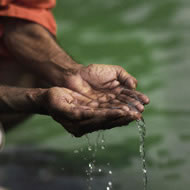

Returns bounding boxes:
[116,66,138,89]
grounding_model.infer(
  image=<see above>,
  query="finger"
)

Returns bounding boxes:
[99,102,130,112]
[121,89,150,105]
[116,66,137,89]
[97,93,116,103]
[117,94,144,112]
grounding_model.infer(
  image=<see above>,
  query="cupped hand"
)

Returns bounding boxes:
[64,64,149,112]
[43,87,142,137]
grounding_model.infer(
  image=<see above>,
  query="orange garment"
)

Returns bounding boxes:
[0,0,57,56]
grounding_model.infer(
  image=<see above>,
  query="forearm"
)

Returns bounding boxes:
[0,86,47,114]
[3,18,83,87]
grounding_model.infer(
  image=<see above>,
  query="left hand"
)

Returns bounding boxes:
[63,64,149,112]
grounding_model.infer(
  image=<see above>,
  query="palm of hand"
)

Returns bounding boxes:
[45,87,141,137]
[66,64,135,98]
[65,64,149,112]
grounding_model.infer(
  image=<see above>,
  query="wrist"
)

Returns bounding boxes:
[0,86,49,114]
[50,52,84,86]
[26,88,48,114]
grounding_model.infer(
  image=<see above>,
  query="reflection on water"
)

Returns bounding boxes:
[1,0,190,189]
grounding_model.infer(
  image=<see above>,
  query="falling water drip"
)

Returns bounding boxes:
[136,118,148,190]
[100,136,113,190]
[85,135,95,190]
[73,150,79,154]
[108,181,112,186]
[85,132,114,190]
[100,135,105,150]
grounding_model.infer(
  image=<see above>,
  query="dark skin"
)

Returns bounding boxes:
[0,86,141,137]
[0,17,149,140]
[3,18,149,105]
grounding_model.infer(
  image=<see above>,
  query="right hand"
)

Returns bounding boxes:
[43,87,142,137]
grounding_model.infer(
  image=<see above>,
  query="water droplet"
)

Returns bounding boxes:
[101,145,105,150]
[89,163,93,169]
[88,146,92,151]
[108,181,112,186]
[106,187,110,190]
[98,169,102,172]
[143,169,147,173]
[90,177,93,181]
[109,170,112,175]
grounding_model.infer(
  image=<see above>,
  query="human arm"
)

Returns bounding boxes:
[3,18,149,110]
[3,17,81,87]
[0,86,46,114]
[0,86,141,136]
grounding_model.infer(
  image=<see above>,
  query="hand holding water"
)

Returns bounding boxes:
[63,64,149,109]
[43,87,148,137]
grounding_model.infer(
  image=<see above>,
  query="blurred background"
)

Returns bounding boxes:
[0,0,190,189]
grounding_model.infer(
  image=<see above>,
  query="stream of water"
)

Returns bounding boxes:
[84,118,147,190]
[136,118,148,190]
[85,132,113,190]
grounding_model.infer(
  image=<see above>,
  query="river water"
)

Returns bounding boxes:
[0,0,190,189]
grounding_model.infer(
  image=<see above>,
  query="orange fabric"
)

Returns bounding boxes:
[0,0,56,9]
[0,0,57,56]
[0,0,12,6]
